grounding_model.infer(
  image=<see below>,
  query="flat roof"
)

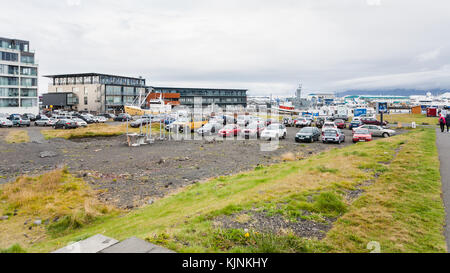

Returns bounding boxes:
[152,86,247,91]
[44,73,145,81]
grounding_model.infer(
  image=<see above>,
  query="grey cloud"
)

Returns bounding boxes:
[2,0,450,96]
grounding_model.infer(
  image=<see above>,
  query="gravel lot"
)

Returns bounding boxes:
[0,124,358,208]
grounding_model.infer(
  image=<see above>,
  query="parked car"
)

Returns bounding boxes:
[80,114,96,124]
[334,114,349,121]
[53,119,78,129]
[361,117,388,126]
[95,116,107,123]
[99,113,116,119]
[295,127,321,143]
[130,118,152,128]
[0,118,13,128]
[265,118,278,127]
[283,117,294,127]
[315,117,325,128]
[295,118,312,128]
[237,115,254,127]
[241,122,266,139]
[23,113,36,121]
[197,122,223,136]
[72,118,88,127]
[355,125,396,138]
[322,121,337,130]
[11,116,30,127]
[35,116,55,127]
[218,124,241,137]
[114,113,132,122]
[322,128,345,144]
[260,123,287,140]
[334,119,346,129]
[352,128,373,143]
[349,120,363,130]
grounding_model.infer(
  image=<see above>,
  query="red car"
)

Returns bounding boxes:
[334,119,346,129]
[218,124,241,137]
[352,128,372,143]
[361,117,387,126]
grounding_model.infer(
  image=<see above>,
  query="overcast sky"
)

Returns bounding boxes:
[2,0,450,96]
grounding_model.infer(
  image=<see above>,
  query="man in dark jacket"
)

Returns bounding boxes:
[446,114,450,132]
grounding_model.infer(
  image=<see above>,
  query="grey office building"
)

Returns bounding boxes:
[152,87,248,108]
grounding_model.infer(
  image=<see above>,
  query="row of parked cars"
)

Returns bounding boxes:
[0,111,114,130]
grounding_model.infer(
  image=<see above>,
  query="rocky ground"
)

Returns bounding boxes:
[0,125,358,209]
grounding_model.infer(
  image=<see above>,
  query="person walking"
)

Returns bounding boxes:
[446,113,450,132]
[439,114,446,132]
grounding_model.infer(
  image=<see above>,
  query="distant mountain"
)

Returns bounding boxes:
[337,89,450,97]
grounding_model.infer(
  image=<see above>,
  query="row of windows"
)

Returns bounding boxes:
[0,40,30,52]
[20,55,35,64]
[179,97,246,103]
[0,52,18,62]
[158,89,247,97]
[0,77,37,86]
[0,88,38,97]
[0,65,37,76]
[105,95,137,105]
[0,98,37,107]
[105,86,144,96]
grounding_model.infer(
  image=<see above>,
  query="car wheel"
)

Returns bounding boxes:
[382,133,389,138]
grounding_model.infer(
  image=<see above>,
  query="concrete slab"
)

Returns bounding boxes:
[100,237,175,253]
[52,234,119,253]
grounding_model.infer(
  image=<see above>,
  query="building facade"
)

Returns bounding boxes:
[44,73,147,113]
[151,87,247,108]
[0,37,39,115]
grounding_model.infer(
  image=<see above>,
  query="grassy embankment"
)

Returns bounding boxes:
[376,113,437,125]
[41,123,163,140]
[1,128,445,253]
[0,169,118,251]
[4,130,30,144]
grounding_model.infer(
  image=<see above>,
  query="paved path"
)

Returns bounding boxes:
[436,128,450,252]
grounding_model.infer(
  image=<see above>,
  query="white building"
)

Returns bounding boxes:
[0,37,39,115]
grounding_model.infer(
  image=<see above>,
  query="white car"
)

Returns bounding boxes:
[95,116,107,123]
[295,118,312,128]
[0,118,13,128]
[72,118,88,127]
[260,123,287,140]
[322,121,337,130]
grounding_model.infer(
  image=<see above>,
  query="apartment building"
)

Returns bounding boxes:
[0,37,39,115]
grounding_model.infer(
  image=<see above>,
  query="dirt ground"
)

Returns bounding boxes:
[0,124,359,209]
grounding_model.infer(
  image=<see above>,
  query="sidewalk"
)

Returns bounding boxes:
[436,128,450,252]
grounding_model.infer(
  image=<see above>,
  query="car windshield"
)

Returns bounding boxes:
[355,129,369,134]
[300,128,314,133]
[223,125,235,130]
[202,123,213,129]
[335,119,344,123]
[324,130,338,135]
[267,124,279,130]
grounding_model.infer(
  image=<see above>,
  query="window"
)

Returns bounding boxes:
[84,96,88,105]
[0,76,19,86]
[0,64,19,75]
[20,55,34,64]
[1,52,18,62]
[21,98,37,107]
[20,89,37,97]
[20,67,37,76]
[20,78,37,87]
[0,98,19,107]
[0,88,19,97]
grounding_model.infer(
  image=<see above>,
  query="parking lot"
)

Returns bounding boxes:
[0,123,366,208]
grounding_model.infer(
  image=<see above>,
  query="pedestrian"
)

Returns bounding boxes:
[447,114,450,132]
[439,114,446,132]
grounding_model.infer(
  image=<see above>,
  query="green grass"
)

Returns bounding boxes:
[4,128,445,253]
[377,113,437,125]
[4,130,30,143]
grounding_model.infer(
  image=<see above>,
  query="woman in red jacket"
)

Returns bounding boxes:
[439,114,446,132]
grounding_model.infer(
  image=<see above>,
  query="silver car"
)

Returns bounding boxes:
[0,118,13,128]
[322,128,345,144]
[35,116,55,126]
[355,125,396,138]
